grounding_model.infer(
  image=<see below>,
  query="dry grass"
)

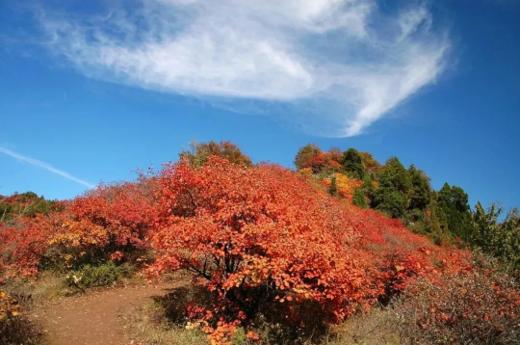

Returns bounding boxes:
[4,271,81,306]
[122,300,207,345]
[322,307,401,345]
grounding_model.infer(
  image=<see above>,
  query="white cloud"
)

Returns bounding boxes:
[39,0,449,136]
[0,147,95,189]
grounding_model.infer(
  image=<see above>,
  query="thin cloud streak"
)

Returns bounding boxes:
[0,146,95,189]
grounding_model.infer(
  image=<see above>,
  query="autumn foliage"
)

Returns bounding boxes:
[150,157,383,339]
[0,146,518,344]
[0,182,156,277]
[322,173,363,200]
[147,156,475,343]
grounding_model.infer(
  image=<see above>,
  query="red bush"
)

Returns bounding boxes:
[0,216,53,277]
[0,181,157,276]
[150,157,386,341]
[149,157,473,343]
[69,181,157,251]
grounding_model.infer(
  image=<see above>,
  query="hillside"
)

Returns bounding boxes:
[1,142,519,345]
[294,144,520,273]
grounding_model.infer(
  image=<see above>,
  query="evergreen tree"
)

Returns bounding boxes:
[425,196,450,245]
[373,157,411,218]
[353,188,368,208]
[408,165,431,211]
[341,148,365,179]
[471,204,520,271]
[436,183,473,240]
[500,208,520,270]
[471,202,500,250]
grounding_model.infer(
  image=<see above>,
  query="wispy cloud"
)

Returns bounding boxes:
[0,146,95,189]
[37,0,449,136]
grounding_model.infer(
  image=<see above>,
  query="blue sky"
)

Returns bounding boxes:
[0,0,519,212]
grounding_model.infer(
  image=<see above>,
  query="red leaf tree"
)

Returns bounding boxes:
[150,157,384,340]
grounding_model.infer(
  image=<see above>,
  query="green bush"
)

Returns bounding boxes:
[471,204,520,275]
[230,327,249,345]
[66,262,133,291]
[328,176,338,196]
[352,188,368,208]
[375,190,408,218]
[341,148,365,179]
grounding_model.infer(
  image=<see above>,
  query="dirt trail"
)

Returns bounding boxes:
[31,283,173,345]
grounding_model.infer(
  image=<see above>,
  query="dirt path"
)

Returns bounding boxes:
[31,283,174,345]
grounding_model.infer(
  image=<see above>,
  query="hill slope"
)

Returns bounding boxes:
[1,142,519,345]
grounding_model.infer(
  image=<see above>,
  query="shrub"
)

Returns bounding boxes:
[352,188,368,208]
[375,190,408,218]
[322,173,363,200]
[66,262,133,291]
[0,181,157,277]
[66,182,157,252]
[0,216,53,277]
[341,148,365,179]
[150,156,472,344]
[471,204,520,275]
[0,192,61,225]
[328,176,338,196]
[0,289,40,345]
[150,157,384,344]
[393,271,520,345]
[294,145,342,173]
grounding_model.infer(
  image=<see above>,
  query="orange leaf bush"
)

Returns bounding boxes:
[68,181,157,250]
[0,216,53,277]
[322,173,363,200]
[0,181,157,276]
[150,157,384,342]
[149,156,473,343]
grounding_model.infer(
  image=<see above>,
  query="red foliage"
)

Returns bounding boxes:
[150,157,385,340]
[0,152,490,345]
[295,147,342,173]
[0,216,53,277]
[344,205,471,297]
[68,182,157,250]
[0,181,157,277]
[149,157,473,343]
